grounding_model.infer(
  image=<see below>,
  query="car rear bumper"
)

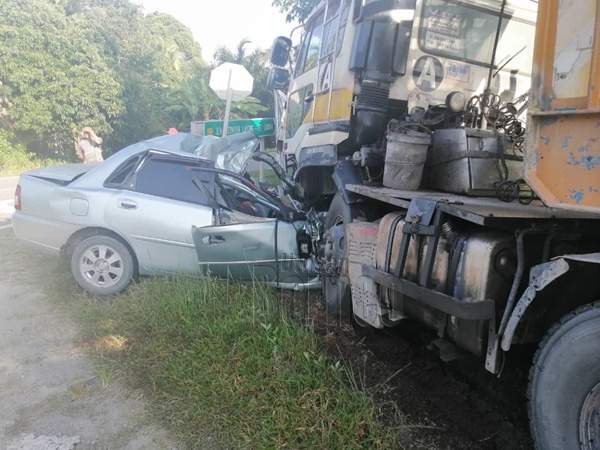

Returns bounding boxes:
[12,211,82,256]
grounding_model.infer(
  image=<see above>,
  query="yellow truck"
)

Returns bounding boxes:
[267,0,600,448]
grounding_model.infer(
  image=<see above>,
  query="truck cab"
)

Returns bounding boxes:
[271,0,537,203]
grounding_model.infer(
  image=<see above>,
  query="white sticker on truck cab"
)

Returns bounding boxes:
[447,63,470,82]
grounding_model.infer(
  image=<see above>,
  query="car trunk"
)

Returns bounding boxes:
[24,164,91,185]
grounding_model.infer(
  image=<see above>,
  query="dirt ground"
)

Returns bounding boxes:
[0,221,177,450]
[285,293,535,450]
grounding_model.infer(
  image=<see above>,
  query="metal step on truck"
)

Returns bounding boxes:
[264,0,600,448]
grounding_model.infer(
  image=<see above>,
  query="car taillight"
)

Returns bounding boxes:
[14,184,21,211]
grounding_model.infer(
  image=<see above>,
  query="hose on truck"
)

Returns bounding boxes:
[251,151,295,191]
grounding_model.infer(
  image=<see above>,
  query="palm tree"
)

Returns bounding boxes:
[165,78,221,127]
[213,37,251,65]
[210,39,272,117]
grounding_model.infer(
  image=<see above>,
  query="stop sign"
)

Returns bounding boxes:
[209,63,254,102]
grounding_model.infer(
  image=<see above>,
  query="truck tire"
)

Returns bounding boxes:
[323,193,361,317]
[529,301,600,450]
[71,235,134,296]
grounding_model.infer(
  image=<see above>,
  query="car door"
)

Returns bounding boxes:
[191,174,316,284]
[104,152,215,275]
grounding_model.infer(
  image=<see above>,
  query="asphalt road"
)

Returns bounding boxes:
[0,177,18,227]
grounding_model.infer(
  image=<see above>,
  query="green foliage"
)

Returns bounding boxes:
[272,0,320,23]
[0,0,123,157]
[0,129,63,176]
[0,0,275,164]
[165,78,221,127]
[64,277,396,448]
[70,1,205,149]
[213,39,274,118]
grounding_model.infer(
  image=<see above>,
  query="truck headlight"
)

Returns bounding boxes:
[446,91,467,112]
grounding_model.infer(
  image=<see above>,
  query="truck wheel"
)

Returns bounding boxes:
[529,302,600,450]
[323,193,360,317]
[70,235,134,296]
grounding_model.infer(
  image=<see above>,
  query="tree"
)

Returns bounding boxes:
[165,78,221,127]
[69,0,206,148]
[0,0,123,158]
[213,38,252,65]
[271,0,320,23]
[212,40,272,119]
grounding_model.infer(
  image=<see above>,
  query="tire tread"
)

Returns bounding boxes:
[528,301,600,450]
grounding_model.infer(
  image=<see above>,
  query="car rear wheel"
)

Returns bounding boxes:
[529,302,600,450]
[70,235,134,295]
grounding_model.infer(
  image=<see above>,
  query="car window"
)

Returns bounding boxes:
[321,0,341,59]
[105,154,145,187]
[216,174,279,218]
[132,155,214,206]
[303,12,325,73]
[337,0,351,56]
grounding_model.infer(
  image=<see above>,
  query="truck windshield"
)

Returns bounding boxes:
[419,0,535,73]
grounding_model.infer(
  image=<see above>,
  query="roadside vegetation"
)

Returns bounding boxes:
[0,130,61,176]
[47,273,397,449]
[0,0,271,166]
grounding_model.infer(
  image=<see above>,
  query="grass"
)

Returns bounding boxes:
[49,275,397,449]
[0,154,60,177]
[97,365,116,389]
[249,168,282,187]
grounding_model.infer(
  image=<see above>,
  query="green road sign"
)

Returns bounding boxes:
[192,118,275,138]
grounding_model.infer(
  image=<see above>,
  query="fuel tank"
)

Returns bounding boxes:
[347,213,515,357]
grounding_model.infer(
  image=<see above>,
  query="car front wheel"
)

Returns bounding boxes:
[70,235,134,295]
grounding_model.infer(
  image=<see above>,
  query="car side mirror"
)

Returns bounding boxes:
[268,68,290,91]
[270,36,292,67]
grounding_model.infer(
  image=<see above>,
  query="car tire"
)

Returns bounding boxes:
[70,235,134,296]
[529,301,600,450]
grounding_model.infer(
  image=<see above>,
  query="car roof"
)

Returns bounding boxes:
[70,133,218,187]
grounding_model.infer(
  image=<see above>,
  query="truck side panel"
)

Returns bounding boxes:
[525,0,600,212]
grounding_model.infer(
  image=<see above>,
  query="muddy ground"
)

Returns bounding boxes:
[0,222,177,450]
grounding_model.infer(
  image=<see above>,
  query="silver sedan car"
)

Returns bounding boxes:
[12,132,320,295]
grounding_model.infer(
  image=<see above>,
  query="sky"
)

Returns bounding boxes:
[132,0,298,63]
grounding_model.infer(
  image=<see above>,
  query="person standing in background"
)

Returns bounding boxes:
[76,126,104,165]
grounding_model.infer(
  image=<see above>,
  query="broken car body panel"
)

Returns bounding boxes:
[192,219,317,284]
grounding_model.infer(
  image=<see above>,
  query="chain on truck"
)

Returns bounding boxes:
[259,0,600,448]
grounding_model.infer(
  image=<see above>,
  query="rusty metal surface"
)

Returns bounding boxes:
[501,252,600,351]
[525,0,600,212]
[501,258,571,351]
[346,185,600,224]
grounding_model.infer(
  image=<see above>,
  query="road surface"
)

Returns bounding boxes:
[0,175,177,449]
